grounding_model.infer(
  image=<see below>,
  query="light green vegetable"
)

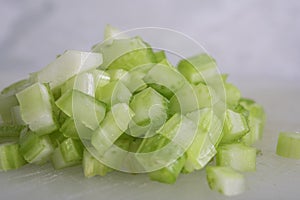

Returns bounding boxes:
[276,132,300,159]
[0,26,266,196]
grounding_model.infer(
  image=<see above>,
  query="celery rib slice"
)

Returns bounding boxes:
[276,132,300,159]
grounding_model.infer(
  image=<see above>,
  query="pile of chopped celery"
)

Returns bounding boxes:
[0,25,266,196]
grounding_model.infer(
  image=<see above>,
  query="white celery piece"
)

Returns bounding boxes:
[276,132,300,159]
[216,143,256,172]
[32,50,102,89]
[16,83,58,135]
[206,166,246,196]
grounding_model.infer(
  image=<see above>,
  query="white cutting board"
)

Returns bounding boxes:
[0,80,299,200]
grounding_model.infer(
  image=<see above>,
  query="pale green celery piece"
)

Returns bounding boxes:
[276,132,300,159]
[239,98,265,145]
[120,70,147,93]
[149,155,186,184]
[128,87,168,137]
[20,132,54,164]
[60,118,79,139]
[60,138,83,162]
[31,50,102,89]
[1,79,34,96]
[206,166,246,196]
[216,143,256,172]
[0,142,26,171]
[154,50,166,63]
[82,149,113,178]
[143,62,186,94]
[177,54,217,84]
[51,146,81,170]
[91,103,134,154]
[220,109,249,144]
[0,125,27,138]
[95,81,131,107]
[55,89,106,130]
[0,95,19,124]
[93,37,156,70]
[224,82,241,107]
[16,83,58,135]
[11,106,26,125]
[49,130,66,147]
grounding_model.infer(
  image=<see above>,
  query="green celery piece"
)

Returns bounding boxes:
[177,54,217,84]
[0,95,19,124]
[216,143,256,172]
[220,109,249,144]
[31,50,103,89]
[206,166,246,196]
[0,142,26,171]
[143,62,186,94]
[10,106,26,125]
[16,83,58,135]
[224,82,241,108]
[154,50,166,63]
[239,98,265,145]
[103,24,127,40]
[82,149,113,178]
[49,130,66,147]
[56,89,106,130]
[95,81,132,107]
[93,37,156,70]
[128,87,168,137]
[1,79,34,96]
[91,103,134,154]
[120,70,148,93]
[20,132,54,164]
[51,146,81,170]
[149,155,186,184]
[106,69,128,81]
[0,125,27,138]
[60,138,83,162]
[60,118,79,139]
[276,132,300,159]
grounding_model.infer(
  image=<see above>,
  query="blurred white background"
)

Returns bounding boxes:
[0,1,300,199]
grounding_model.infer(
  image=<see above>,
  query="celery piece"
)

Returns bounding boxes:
[93,37,156,70]
[95,81,131,107]
[82,149,113,178]
[51,146,81,170]
[224,83,241,107]
[216,143,256,172]
[154,50,166,63]
[1,79,34,96]
[240,98,265,145]
[91,103,134,154]
[20,132,54,164]
[177,54,217,84]
[16,83,58,135]
[0,95,19,124]
[128,87,168,137]
[103,24,127,40]
[60,118,79,139]
[0,125,27,138]
[60,138,83,162]
[206,166,246,196]
[31,50,102,89]
[106,69,128,81]
[56,89,106,130]
[120,70,147,93]
[276,132,300,159]
[149,155,186,184]
[220,109,249,144]
[0,142,26,171]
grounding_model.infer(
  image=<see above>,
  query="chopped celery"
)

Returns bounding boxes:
[276,132,300,159]
[216,143,256,172]
[60,138,83,162]
[154,50,166,63]
[60,118,79,139]
[0,125,27,138]
[16,83,58,135]
[224,83,241,107]
[0,95,19,124]
[20,132,54,164]
[83,149,112,177]
[32,50,103,89]
[220,109,249,144]
[0,142,26,171]
[1,78,34,96]
[206,166,245,196]
[51,146,81,170]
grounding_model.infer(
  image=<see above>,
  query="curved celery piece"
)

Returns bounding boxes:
[16,83,58,135]
[0,95,19,124]
[276,132,300,159]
